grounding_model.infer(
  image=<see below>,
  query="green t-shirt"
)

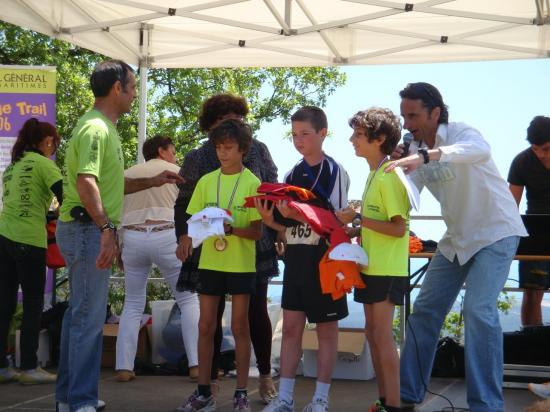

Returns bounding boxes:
[59,109,125,224]
[187,168,261,273]
[361,164,410,276]
[0,152,62,248]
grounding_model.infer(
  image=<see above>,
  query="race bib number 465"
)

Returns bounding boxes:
[285,223,321,245]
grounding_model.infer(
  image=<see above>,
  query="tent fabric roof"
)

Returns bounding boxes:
[1,0,549,68]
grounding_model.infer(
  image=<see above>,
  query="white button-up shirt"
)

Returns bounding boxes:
[409,122,527,265]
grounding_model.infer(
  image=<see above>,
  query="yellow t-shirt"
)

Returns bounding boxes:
[0,152,62,248]
[361,164,410,276]
[186,167,261,273]
[59,109,125,224]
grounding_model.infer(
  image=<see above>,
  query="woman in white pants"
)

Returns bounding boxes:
[115,136,199,381]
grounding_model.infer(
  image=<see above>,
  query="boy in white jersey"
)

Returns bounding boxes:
[256,106,350,412]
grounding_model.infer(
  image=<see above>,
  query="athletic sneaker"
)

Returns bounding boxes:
[261,397,294,412]
[233,392,251,412]
[74,406,95,412]
[367,400,387,412]
[0,367,20,383]
[302,398,328,412]
[175,390,216,412]
[19,367,56,385]
[57,400,106,412]
[529,382,550,399]
[400,399,417,411]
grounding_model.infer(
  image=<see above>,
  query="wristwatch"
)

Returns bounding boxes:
[418,148,430,164]
[351,213,362,228]
[99,221,116,233]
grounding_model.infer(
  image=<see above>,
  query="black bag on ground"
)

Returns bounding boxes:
[40,301,68,366]
[504,326,550,365]
[431,337,465,378]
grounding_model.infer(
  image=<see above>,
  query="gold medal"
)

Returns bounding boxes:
[214,236,227,251]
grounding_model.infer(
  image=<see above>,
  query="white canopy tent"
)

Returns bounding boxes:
[2,0,549,160]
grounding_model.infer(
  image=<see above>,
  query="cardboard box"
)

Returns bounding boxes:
[302,327,375,380]
[102,323,150,369]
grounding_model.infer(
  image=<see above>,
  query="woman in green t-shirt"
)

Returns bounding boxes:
[0,118,62,385]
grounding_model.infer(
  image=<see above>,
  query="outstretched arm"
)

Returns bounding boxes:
[124,170,184,194]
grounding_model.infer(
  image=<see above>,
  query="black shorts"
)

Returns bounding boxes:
[354,274,408,305]
[282,265,348,324]
[519,261,550,290]
[198,269,256,296]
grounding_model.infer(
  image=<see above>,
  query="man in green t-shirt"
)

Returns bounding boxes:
[55,60,182,412]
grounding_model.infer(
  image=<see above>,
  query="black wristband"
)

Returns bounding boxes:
[225,225,233,236]
[418,148,430,164]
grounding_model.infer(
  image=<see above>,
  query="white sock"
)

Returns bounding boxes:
[278,377,295,404]
[313,381,330,402]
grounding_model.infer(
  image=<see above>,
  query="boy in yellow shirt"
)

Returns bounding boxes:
[337,108,410,412]
[177,119,262,412]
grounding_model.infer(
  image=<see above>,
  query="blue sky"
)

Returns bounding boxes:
[257,57,550,243]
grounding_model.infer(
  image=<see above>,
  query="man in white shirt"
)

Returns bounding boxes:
[115,135,199,382]
[387,82,527,412]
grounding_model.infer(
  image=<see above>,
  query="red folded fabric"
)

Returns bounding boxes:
[256,182,316,201]
[286,201,349,246]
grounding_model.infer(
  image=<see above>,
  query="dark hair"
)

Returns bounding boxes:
[90,60,134,98]
[142,135,174,161]
[11,118,59,163]
[291,106,328,132]
[209,119,252,156]
[199,94,249,132]
[349,108,402,155]
[399,82,449,124]
[527,116,550,145]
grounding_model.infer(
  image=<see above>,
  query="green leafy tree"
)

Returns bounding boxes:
[1,22,346,168]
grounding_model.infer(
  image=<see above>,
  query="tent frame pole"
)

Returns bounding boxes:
[137,24,150,163]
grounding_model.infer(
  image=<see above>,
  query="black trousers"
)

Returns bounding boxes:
[0,234,46,370]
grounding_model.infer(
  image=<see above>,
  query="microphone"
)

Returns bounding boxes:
[401,133,413,158]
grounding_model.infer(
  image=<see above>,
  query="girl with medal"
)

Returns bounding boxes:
[337,108,410,412]
[182,119,262,412]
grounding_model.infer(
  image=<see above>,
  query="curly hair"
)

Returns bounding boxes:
[209,119,252,156]
[348,108,402,155]
[198,93,249,132]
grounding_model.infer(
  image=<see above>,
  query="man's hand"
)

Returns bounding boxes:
[385,153,423,174]
[96,230,118,269]
[391,143,406,160]
[254,198,275,226]
[176,235,193,262]
[335,207,356,225]
[151,170,184,187]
